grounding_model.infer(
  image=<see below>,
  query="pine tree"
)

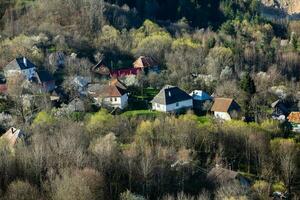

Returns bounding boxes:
[240,72,256,95]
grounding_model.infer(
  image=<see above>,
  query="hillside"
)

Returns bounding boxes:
[0,1,299,200]
[261,0,300,19]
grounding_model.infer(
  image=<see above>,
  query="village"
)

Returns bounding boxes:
[0,54,299,143]
[1,0,300,199]
[0,53,299,199]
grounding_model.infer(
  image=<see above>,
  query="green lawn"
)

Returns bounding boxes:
[122,110,161,118]
[132,87,159,100]
[196,116,213,125]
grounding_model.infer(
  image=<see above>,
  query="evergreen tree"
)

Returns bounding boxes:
[240,71,256,95]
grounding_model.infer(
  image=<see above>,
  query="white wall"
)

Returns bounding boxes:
[153,99,193,112]
[214,111,232,121]
[5,68,36,80]
[292,124,300,133]
[98,94,128,109]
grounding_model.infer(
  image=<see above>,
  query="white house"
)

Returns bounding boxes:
[151,85,193,113]
[88,79,128,110]
[211,98,241,121]
[4,57,36,80]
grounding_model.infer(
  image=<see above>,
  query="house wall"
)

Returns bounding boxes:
[153,99,193,112]
[214,112,232,121]
[5,68,36,80]
[292,124,300,133]
[22,68,36,80]
[101,94,128,109]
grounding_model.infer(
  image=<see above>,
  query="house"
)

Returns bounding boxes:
[0,127,26,147]
[151,85,193,113]
[287,112,300,133]
[190,90,212,112]
[67,98,85,112]
[91,60,111,79]
[4,57,36,80]
[88,79,128,110]
[71,76,91,95]
[35,70,55,92]
[133,56,159,73]
[271,100,289,120]
[98,85,128,109]
[211,98,241,121]
[207,165,250,187]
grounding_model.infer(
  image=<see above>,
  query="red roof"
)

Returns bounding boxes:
[288,112,300,124]
[110,68,141,78]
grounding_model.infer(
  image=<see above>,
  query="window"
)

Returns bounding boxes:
[115,98,117,102]
[110,98,113,102]
[176,102,179,107]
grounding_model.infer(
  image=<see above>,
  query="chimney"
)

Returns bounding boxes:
[23,57,27,67]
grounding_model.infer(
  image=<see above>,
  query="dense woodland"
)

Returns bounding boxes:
[0,0,299,199]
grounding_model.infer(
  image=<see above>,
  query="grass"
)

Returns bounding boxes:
[196,115,213,125]
[132,87,159,100]
[122,110,161,118]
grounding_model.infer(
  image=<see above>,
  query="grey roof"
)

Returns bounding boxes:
[6,57,36,71]
[152,85,192,105]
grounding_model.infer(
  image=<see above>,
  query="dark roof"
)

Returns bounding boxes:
[92,60,111,75]
[36,70,54,82]
[15,57,36,70]
[271,100,289,116]
[211,98,241,112]
[152,85,192,105]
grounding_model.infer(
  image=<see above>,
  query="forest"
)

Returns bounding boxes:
[0,0,299,199]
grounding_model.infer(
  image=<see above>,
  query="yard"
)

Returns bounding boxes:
[131,87,159,100]
[122,109,161,118]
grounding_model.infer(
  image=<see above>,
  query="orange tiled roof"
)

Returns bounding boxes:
[288,112,300,124]
[211,98,240,112]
